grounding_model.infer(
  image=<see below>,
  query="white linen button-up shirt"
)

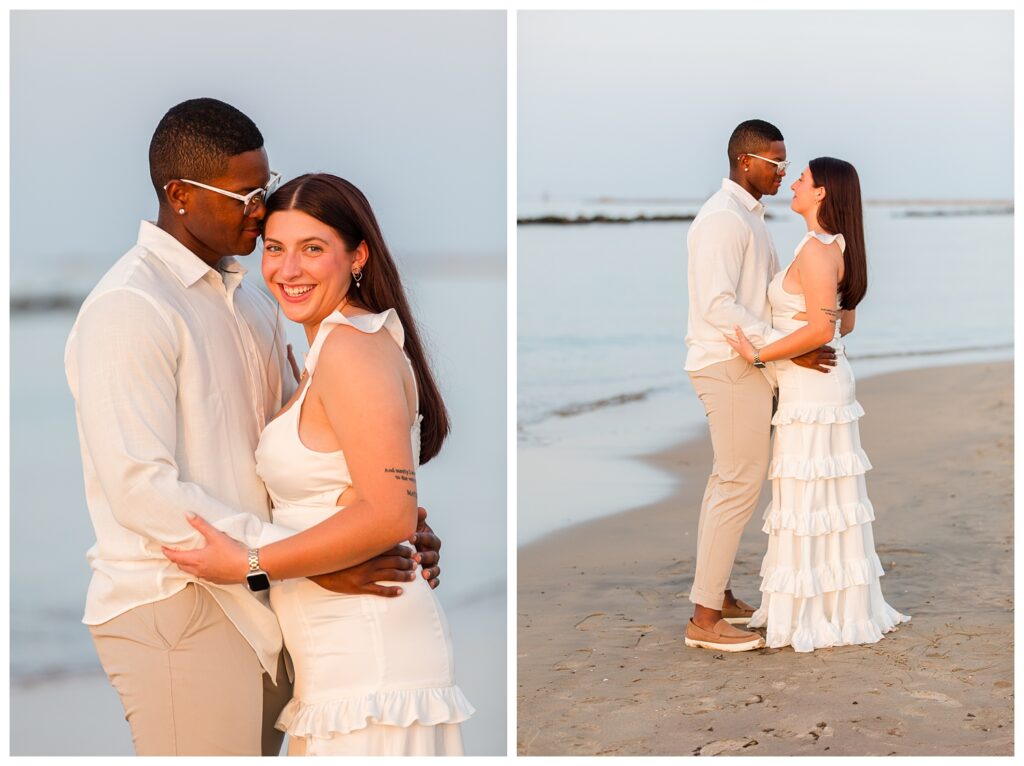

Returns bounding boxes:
[65,221,297,678]
[684,178,786,372]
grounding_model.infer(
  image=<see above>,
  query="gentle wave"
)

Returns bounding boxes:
[518,386,665,432]
[520,341,1014,432]
[552,388,656,416]
[846,343,1013,361]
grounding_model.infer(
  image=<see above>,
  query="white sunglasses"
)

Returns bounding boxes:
[165,171,282,217]
[741,154,790,176]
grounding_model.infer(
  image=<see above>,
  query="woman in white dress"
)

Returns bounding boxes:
[164,173,472,754]
[726,157,910,652]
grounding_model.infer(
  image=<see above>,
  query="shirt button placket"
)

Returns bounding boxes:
[221,278,266,431]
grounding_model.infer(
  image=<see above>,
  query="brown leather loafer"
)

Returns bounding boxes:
[684,618,765,652]
[721,598,756,624]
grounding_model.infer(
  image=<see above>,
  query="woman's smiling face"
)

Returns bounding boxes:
[261,209,365,328]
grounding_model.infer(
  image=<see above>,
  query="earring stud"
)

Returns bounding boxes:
[178,208,186,215]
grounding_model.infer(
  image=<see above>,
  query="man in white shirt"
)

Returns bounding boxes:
[65,98,442,755]
[682,119,835,652]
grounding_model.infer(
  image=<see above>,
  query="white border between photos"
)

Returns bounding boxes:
[506,9,520,761]
[0,6,11,762]
[1013,9,1022,766]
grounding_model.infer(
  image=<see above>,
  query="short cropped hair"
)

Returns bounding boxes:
[727,119,784,169]
[148,98,264,200]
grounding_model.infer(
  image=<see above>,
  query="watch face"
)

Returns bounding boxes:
[247,571,271,592]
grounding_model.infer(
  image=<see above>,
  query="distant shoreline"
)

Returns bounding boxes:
[10,295,84,314]
[528,196,1013,207]
[894,206,1014,217]
[517,203,1013,226]
[517,212,699,226]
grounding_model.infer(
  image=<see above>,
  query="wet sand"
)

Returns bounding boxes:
[518,362,1012,756]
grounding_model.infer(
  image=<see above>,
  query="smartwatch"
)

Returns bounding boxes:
[246,548,271,592]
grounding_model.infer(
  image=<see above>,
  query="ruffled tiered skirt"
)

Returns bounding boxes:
[748,354,910,652]
[269,545,473,756]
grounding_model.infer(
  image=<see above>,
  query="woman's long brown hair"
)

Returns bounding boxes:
[266,174,450,463]
[810,157,868,310]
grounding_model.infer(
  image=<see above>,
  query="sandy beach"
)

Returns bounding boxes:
[517,361,1013,756]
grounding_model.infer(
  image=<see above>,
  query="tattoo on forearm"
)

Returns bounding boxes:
[407,489,417,498]
[820,307,842,322]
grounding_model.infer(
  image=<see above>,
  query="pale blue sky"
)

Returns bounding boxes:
[519,10,1013,201]
[11,10,505,288]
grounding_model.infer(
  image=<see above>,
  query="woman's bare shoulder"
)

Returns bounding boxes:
[795,236,843,272]
[316,319,401,385]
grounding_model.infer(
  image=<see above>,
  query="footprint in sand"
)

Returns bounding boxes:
[634,588,662,605]
[851,717,906,739]
[670,696,723,715]
[873,546,925,556]
[796,722,834,742]
[574,613,607,630]
[656,560,691,576]
[906,690,962,707]
[553,649,594,672]
[573,612,655,649]
[694,738,757,756]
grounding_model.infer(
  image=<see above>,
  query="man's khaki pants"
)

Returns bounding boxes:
[688,356,774,610]
[90,583,292,756]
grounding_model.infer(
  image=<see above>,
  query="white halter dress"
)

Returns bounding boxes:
[255,308,473,755]
[747,231,910,652]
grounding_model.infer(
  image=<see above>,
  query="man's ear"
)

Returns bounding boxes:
[163,180,192,213]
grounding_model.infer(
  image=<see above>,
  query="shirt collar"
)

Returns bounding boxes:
[136,221,249,288]
[721,178,764,214]
[137,221,216,288]
[219,256,248,297]
[219,256,248,279]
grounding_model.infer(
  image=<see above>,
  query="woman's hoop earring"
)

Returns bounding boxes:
[352,269,363,288]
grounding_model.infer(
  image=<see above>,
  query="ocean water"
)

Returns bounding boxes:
[517,201,1013,544]
[10,257,506,754]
